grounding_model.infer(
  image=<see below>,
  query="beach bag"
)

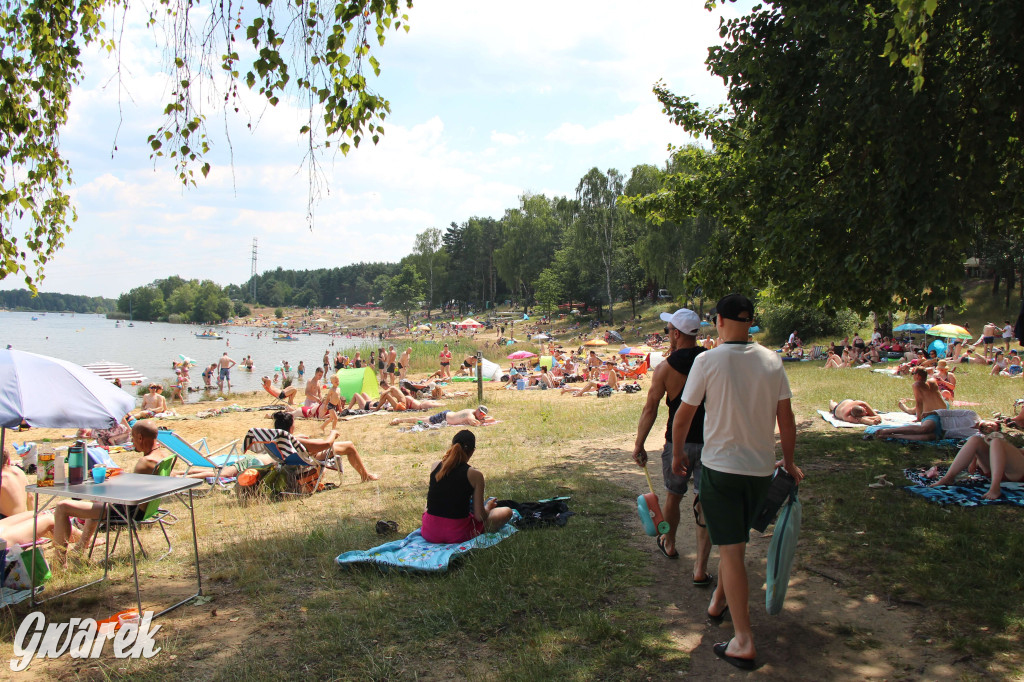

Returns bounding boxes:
[597,385,613,398]
[765,490,801,615]
[235,464,276,499]
[752,468,797,532]
[4,544,51,589]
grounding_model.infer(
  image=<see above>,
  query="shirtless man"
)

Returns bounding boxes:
[52,420,167,563]
[218,352,237,391]
[131,383,168,419]
[897,368,948,420]
[1,444,29,517]
[931,430,1024,499]
[261,375,298,405]
[981,322,998,360]
[398,347,411,381]
[386,345,398,386]
[829,399,883,425]
[390,405,494,427]
[586,350,602,380]
[271,411,379,482]
[304,367,324,407]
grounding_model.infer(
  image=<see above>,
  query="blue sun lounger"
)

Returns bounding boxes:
[156,430,242,492]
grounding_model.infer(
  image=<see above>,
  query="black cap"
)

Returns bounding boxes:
[715,294,755,323]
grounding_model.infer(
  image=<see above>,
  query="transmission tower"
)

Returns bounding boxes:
[250,238,258,304]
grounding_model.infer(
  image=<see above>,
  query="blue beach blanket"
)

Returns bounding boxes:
[902,467,1024,507]
[864,426,965,449]
[336,513,520,573]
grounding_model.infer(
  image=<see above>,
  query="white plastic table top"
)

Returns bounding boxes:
[26,473,202,505]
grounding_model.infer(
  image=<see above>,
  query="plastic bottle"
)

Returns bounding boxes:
[54,449,66,486]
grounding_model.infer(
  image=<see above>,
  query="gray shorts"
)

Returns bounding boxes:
[661,441,703,496]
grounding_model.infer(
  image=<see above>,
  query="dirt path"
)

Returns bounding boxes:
[571,435,966,680]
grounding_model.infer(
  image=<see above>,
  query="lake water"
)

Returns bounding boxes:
[1,311,376,402]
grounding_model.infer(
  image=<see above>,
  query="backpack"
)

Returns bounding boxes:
[597,385,613,398]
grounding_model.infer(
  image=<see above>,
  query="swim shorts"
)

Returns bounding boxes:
[921,413,944,439]
[219,368,230,380]
[983,336,995,344]
[277,391,286,400]
[660,442,703,496]
[429,410,450,425]
[388,363,396,374]
[699,467,772,546]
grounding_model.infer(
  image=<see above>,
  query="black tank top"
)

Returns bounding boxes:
[427,462,473,519]
[665,347,706,444]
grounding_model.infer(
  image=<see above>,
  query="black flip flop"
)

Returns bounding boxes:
[656,535,679,559]
[707,605,729,623]
[713,642,755,670]
[693,573,715,587]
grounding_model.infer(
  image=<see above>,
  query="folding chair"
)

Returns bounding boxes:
[155,430,242,494]
[90,456,178,563]
[242,428,332,496]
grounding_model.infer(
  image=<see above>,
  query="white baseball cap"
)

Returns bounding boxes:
[659,309,701,335]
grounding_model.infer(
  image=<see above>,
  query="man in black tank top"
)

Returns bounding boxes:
[632,309,712,585]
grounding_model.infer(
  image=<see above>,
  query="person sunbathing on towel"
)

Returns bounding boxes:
[897,368,948,420]
[865,410,1001,441]
[420,429,513,544]
[130,383,168,419]
[262,376,298,405]
[829,399,882,425]
[822,349,847,369]
[561,367,619,396]
[272,411,379,482]
[930,431,1024,499]
[390,406,494,427]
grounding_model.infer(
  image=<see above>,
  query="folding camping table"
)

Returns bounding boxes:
[25,474,204,618]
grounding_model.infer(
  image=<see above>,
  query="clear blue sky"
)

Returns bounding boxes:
[5,1,749,298]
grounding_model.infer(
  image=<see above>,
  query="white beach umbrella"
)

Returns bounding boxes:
[83,360,148,385]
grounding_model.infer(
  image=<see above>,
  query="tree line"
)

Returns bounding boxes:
[234,163,713,325]
[0,289,116,314]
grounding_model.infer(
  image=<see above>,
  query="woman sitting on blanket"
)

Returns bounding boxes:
[931,431,1024,500]
[421,430,513,544]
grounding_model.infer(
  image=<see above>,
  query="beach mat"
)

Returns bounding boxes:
[818,410,915,429]
[902,467,1024,507]
[336,514,519,572]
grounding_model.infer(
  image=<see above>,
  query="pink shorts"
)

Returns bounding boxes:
[421,512,483,544]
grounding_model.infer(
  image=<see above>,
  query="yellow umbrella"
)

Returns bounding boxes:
[583,338,608,346]
[926,324,972,340]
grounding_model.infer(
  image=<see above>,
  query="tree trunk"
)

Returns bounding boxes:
[1007,269,1015,309]
[993,273,1001,296]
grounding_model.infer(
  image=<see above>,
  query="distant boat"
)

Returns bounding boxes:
[274,333,299,341]
[31,316,38,321]
[196,329,223,340]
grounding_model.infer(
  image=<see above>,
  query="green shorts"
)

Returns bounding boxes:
[700,467,773,546]
[921,413,943,439]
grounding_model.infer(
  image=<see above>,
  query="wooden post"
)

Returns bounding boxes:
[476,351,483,402]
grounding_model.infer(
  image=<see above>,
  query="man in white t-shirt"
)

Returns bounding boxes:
[671,293,804,671]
